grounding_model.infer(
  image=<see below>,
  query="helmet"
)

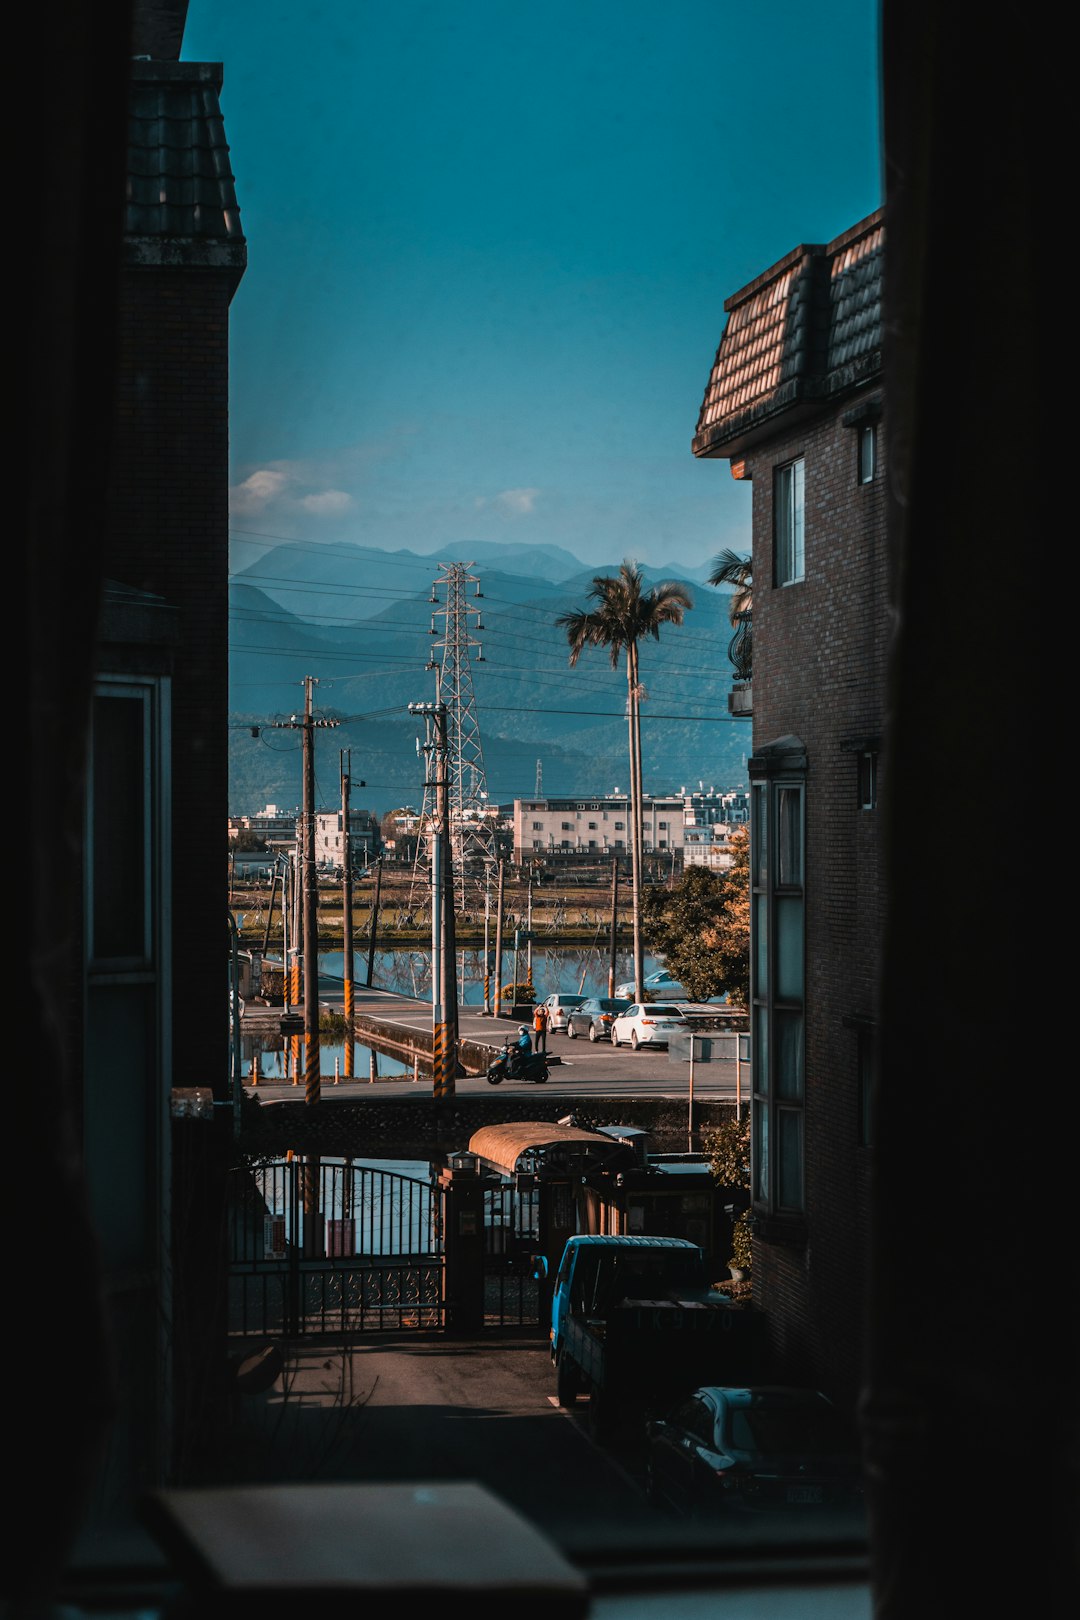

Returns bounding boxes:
[519,1026,529,1035]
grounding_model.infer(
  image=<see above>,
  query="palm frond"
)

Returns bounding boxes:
[707,548,752,626]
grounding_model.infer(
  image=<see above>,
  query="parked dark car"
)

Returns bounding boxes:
[645,1386,865,1522]
[565,996,633,1042]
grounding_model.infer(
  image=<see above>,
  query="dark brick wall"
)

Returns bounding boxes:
[107,268,234,1089]
[746,392,886,1404]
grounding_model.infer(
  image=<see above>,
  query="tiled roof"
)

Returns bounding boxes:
[693,210,883,459]
[125,60,246,283]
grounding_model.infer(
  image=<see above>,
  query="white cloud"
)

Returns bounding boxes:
[475,487,540,515]
[232,468,288,511]
[230,464,355,522]
[298,489,353,515]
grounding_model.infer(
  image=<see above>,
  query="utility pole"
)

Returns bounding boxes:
[409,700,458,1100]
[526,866,534,986]
[341,750,354,1079]
[274,680,339,1106]
[493,858,504,1019]
[366,855,382,987]
[608,858,619,997]
[483,867,491,1014]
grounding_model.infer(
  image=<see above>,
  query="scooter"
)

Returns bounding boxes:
[486,1041,549,1085]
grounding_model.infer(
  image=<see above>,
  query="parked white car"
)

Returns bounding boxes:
[610,1002,690,1051]
[538,992,589,1033]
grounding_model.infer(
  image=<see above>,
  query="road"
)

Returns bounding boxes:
[222,1329,665,1562]
[240,1031,749,1104]
[239,979,749,1103]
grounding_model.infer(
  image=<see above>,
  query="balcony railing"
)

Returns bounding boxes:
[727,612,752,717]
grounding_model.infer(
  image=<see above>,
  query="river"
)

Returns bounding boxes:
[239,943,665,1080]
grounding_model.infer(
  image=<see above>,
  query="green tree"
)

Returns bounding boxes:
[700,1113,752,1273]
[556,561,693,1001]
[641,825,750,1005]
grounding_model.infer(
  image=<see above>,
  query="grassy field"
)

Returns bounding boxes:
[229,863,651,947]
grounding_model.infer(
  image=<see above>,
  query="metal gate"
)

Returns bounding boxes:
[482,1176,544,1329]
[228,1158,445,1340]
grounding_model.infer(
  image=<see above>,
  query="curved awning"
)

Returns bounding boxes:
[467,1121,626,1177]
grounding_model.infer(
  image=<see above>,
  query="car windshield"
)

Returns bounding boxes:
[646,1005,684,1017]
[727,1401,857,1457]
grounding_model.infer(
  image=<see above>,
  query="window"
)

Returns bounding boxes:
[858,749,877,809]
[614,821,624,830]
[749,741,807,1226]
[532,821,543,830]
[858,421,876,483]
[775,457,805,585]
[561,821,572,830]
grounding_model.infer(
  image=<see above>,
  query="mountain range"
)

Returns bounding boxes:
[229,540,749,818]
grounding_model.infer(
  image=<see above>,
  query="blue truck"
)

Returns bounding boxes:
[547,1234,760,1437]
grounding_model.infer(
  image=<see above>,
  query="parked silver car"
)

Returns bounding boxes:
[538,992,589,1033]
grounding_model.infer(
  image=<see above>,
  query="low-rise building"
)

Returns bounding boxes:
[513,793,687,863]
[313,809,379,870]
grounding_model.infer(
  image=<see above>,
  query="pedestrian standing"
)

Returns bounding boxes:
[533,1001,549,1054]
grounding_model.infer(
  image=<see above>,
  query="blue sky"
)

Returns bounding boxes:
[183,1,881,576]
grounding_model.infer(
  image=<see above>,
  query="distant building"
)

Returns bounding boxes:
[229,805,299,847]
[513,793,687,865]
[313,809,380,869]
[680,785,750,827]
[682,825,737,871]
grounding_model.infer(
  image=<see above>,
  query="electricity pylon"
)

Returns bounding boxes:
[410,562,497,912]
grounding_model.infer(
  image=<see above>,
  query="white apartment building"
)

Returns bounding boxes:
[680,785,750,827]
[513,794,687,861]
[313,809,379,870]
[682,825,737,871]
[228,805,299,847]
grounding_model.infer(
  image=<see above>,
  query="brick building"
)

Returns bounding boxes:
[76,1,247,1540]
[692,211,886,1402]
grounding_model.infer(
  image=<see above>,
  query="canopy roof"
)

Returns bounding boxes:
[467,1122,626,1176]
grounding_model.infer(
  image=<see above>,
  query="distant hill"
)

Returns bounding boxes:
[229,542,750,817]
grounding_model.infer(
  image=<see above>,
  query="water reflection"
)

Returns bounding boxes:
[321,945,661,1004]
[241,946,663,1080]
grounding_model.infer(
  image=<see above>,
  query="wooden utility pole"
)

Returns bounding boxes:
[273,681,338,1106]
[341,750,354,1079]
[607,858,619,997]
[409,701,458,1100]
[493,858,505,1019]
[301,678,320,1105]
[366,855,383,987]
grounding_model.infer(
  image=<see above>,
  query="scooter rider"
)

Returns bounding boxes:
[510,1025,532,1077]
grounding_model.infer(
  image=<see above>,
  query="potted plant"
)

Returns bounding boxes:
[502,981,536,1020]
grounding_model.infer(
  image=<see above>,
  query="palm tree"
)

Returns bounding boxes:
[556,560,692,1001]
[708,548,752,681]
